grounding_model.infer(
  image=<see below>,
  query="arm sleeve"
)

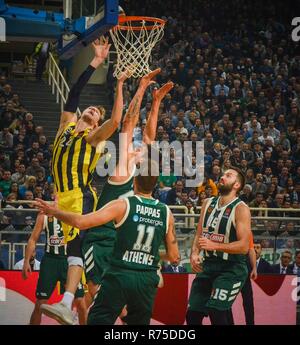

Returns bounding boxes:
[64,65,96,113]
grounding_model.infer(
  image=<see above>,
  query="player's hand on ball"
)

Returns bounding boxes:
[198,237,216,251]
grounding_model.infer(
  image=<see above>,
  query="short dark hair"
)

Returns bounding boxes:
[135,159,159,194]
[229,165,245,193]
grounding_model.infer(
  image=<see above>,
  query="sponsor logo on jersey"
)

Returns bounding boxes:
[138,216,163,227]
[224,207,231,218]
[132,214,139,222]
[48,235,65,246]
[202,231,225,243]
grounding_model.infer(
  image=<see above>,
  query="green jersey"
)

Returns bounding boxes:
[84,171,135,245]
[44,216,67,256]
[202,196,246,263]
[110,195,170,271]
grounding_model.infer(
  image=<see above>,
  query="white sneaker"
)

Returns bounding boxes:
[41,302,74,325]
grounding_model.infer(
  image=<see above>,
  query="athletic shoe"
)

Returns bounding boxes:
[41,302,74,325]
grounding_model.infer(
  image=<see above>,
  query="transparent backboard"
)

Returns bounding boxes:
[59,0,118,60]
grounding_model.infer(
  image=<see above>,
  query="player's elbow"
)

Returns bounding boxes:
[240,241,249,254]
[110,118,120,129]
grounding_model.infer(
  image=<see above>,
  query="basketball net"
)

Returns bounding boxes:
[109,16,165,79]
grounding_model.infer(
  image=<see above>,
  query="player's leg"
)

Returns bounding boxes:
[206,261,248,325]
[49,189,91,322]
[87,270,126,325]
[61,258,88,325]
[30,299,48,325]
[57,190,85,307]
[226,308,235,325]
[186,268,212,325]
[64,234,84,307]
[85,281,100,307]
[73,296,87,325]
[36,255,62,324]
[122,271,158,325]
[241,274,255,325]
[82,240,113,306]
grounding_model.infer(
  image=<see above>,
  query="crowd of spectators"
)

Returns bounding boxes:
[115,0,300,226]
[1,1,300,231]
[0,75,55,227]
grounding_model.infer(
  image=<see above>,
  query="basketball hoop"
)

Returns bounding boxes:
[109,16,166,79]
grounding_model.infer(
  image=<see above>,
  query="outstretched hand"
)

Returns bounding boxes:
[35,198,57,216]
[118,65,136,83]
[92,36,111,64]
[153,81,174,102]
[139,68,161,90]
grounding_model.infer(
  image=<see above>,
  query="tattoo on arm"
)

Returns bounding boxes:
[127,96,140,119]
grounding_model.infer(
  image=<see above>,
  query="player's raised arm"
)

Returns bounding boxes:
[143,81,174,144]
[198,203,251,254]
[35,198,127,230]
[111,68,161,182]
[57,37,111,137]
[22,213,45,280]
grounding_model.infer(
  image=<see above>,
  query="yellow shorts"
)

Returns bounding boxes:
[57,187,97,242]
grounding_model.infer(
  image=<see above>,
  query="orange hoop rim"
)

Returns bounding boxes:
[114,16,166,31]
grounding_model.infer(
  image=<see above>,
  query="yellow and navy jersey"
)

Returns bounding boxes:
[52,122,101,193]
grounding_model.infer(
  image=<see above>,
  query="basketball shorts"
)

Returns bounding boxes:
[87,267,160,325]
[57,186,97,242]
[81,240,114,285]
[188,258,248,313]
[36,253,84,300]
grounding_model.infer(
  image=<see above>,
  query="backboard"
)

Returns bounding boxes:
[58,0,118,60]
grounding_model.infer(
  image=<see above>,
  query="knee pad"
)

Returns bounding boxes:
[67,256,84,267]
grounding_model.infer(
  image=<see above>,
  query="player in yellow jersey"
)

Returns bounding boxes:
[40,37,130,325]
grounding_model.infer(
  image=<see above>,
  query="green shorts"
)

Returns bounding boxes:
[82,240,114,285]
[36,253,84,300]
[188,258,248,313]
[87,267,160,325]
